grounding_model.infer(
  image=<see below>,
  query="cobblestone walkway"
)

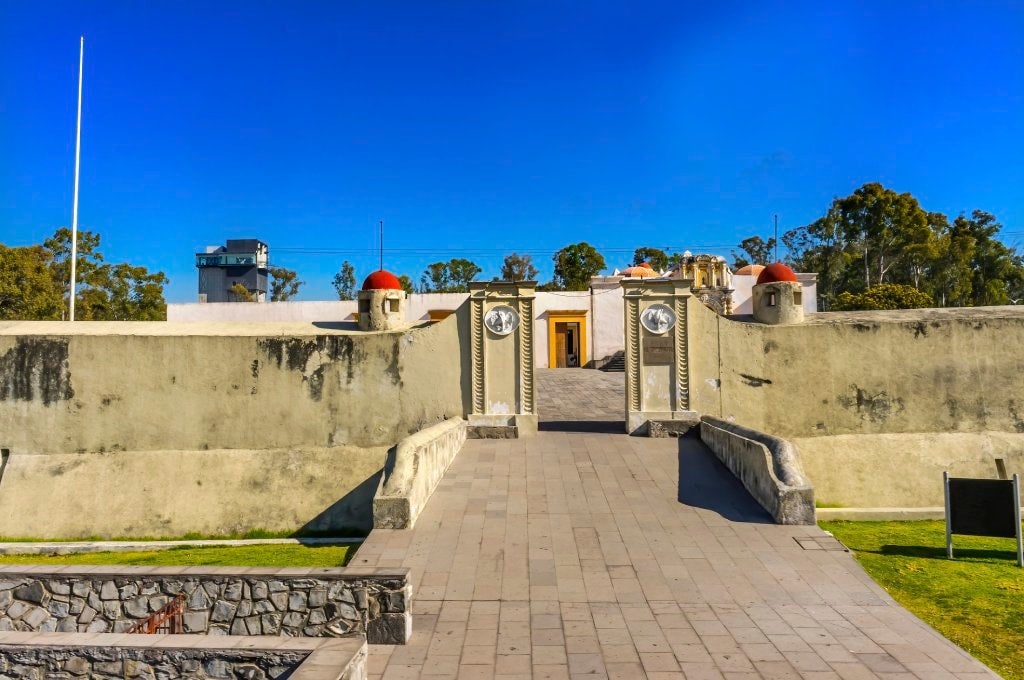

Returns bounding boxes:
[356,370,995,679]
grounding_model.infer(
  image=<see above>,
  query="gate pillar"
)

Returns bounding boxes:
[467,281,537,436]
[622,278,698,434]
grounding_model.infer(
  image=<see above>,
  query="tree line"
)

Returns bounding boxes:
[5,182,1018,317]
[777,183,1023,310]
[0,228,168,320]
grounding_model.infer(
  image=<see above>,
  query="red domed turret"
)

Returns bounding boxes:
[756,262,798,285]
[361,270,402,291]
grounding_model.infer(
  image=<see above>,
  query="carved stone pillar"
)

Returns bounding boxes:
[467,281,538,436]
[621,278,698,435]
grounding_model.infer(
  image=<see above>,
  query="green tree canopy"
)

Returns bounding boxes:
[420,259,481,293]
[783,182,1024,310]
[552,242,605,290]
[229,282,254,302]
[332,261,356,300]
[269,267,303,301]
[33,227,168,320]
[832,283,933,311]
[0,245,65,320]
[500,253,539,282]
[397,274,415,296]
[447,258,482,291]
[731,236,776,269]
[632,247,668,272]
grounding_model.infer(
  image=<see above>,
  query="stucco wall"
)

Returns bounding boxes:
[0,316,469,538]
[691,304,1024,438]
[795,432,1024,507]
[689,303,1024,507]
[0,446,387,537]
[0,316,468,454]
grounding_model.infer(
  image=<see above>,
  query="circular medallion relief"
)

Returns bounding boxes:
[640,304,676,335]
[485,305,520,336]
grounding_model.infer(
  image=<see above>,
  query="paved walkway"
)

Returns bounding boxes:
[355,370,995,679]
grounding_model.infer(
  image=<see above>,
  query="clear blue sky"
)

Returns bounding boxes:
[2,1,1022,302]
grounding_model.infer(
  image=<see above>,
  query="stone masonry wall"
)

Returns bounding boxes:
[0,646,308,680]
[0,568,410,645]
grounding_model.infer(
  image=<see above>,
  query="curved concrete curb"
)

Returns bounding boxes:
[373,418,467,529]
[700,416,816,524]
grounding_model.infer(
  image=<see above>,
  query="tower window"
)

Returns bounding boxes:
[768,292,777,307]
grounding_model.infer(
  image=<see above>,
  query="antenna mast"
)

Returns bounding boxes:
[379,219,384,270]
[69,36,84,321]
[773,214,779,261]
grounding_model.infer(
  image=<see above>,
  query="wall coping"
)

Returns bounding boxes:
[0,565,409,579]
[700,416,816,525]
[374,418,467,530]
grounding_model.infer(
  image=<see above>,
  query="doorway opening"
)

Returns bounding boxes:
[547,312,588,368]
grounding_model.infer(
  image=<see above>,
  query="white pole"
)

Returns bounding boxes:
[69,36,84,321]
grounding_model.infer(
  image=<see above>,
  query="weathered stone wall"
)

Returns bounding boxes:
[0,633,366,680]
[691,305,1024,439]
[0,317,469,537]
[0,446,388,538]
[0,318,468,454]
[794,431,1024,507]
[0,567,410,644]
[0,646,307,679]
[688,303,1024,506]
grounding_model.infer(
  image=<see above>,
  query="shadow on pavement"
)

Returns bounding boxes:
[677,438,773,524]
[538,420,625,434]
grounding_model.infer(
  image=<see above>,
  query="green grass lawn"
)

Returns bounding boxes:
[0,543,356,567]
[822,520,1023,680]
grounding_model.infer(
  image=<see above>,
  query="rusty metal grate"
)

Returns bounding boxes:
[127,592,186,634]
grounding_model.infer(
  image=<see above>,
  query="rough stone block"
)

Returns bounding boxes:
[63,657,90,676]
[182,611,209,633]
[223,581,243,601]
[210,599,237,623]
[7,601,29,619]
[99,581,118,600]
[367,612,410,644]
[261,613,282,634]
[124,596,149,618]
[287,591,307,612]
[308,588,327,608]
[117,583,139,599]
[14,581,49,606]
[48,581,71,596]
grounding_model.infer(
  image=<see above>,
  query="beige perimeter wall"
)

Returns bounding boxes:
[0,314,469,537]
[689,303,1024,506]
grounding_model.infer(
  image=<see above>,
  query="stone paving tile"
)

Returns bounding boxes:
[360,369,997,679]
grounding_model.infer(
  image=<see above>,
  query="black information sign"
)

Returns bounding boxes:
[945,472,1023,567]
[948,478,1018,538]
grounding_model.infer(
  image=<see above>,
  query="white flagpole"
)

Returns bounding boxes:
[69,36,84,321]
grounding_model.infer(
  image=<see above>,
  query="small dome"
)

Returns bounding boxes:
[734,264,765,277]
[756,262,799,284]
[621,264,659,278]
[361,269,403,290]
